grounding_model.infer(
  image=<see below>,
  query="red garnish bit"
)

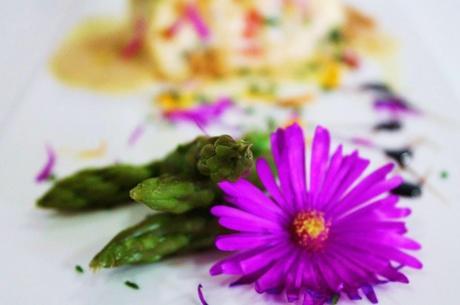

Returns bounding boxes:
[241,44,263,57]
[243,9,263,38]
[121,18,146,59]
[162,19,185,40]
[341,50,360,69]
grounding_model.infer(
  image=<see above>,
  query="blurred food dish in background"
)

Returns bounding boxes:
[51,0,392,93]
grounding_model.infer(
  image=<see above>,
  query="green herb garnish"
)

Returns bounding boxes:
[440,170,449,179]
[331,294,340,305]
[264,17,279,26]
[75,265,84,273]
[124,281,140,290]
[328,28,343,44]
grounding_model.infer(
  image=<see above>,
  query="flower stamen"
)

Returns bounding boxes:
[292,211,329,250]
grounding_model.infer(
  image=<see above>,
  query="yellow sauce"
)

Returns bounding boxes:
[50,18,154,93]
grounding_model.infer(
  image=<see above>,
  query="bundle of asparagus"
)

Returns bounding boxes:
[37,132,271,268]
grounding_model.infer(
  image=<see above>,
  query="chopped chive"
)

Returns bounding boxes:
[47,173,57,182]
[330,293,340,304]
[124,281,140,290]
[264,17,279,26]
[244,107,255,115]
[328,28,343,44]
[75,265,84,273]
[440,170,449,179]
[249,83,261,94]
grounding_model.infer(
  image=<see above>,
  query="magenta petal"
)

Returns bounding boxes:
[362,285,378,304]
[165,97,233,127]
[35,144,57,183]
[345,289,362,300]
[380,266,409,283]
[212,205,282,233]
[215,233,279,251]
[329,163,397,215]
[285,271,300,302]
[218,179,284,219]
[127,124,145,147]
[197,284,209,305]
[315,256,342,291]
[270,123,307,211]
[334,195,399,223]
[239,244,290,274]
[185,4,210,41]
[321,152,369,210]
[327,153,370,204]
[256,158,287,207]
[284,123,308,208]
[309,126,330,199]
[210,247,267,275]
[230,265,271,287]
[315,145,344,206]
[255,261,285,293]
[341,176,403,213]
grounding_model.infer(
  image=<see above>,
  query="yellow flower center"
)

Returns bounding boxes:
[292,211,329,250]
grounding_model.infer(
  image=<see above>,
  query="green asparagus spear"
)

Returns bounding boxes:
[92,131,271,269]
[130,131,272,213]
[160,134,253,183]
[37,134,253,211]
[37,163,158,210]
[130,175,217,213]
[196,135,253,182]
[90,210,219,268]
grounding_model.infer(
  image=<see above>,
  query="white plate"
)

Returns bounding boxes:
[0,1,459,304]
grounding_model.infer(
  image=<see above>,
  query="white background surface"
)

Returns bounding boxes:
[0,1,459,305]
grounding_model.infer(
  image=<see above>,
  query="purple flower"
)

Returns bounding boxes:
[210,123,422,304]
[164,97,233,128]
[35,144,57,183]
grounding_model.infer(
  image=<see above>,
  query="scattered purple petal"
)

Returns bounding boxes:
[164,97,234,128]
[373,96,420,116]
[197,284,209,305]
[185,4,210,42]
[127,124,146,147]
[350,137,375,148]
[35,144,57,183]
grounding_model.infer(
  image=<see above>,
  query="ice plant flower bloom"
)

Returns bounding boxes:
[210,123,422,304]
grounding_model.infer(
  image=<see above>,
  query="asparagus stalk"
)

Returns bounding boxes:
[92,131,271,269]
[130,175,217,213]
[90,209,220,268]
[37,134,253,211]
[37,163,158,210]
